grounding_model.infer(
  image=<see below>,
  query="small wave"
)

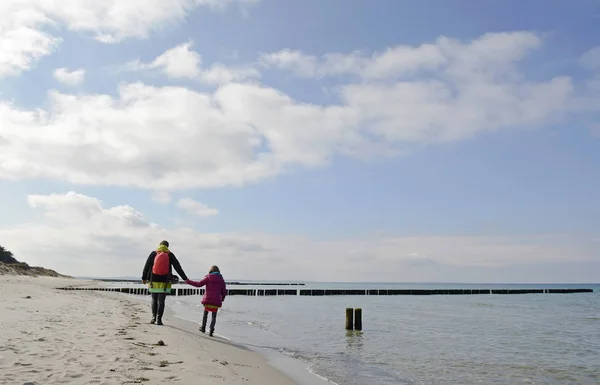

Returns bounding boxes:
[277,347,318,363]
[275,348,340,385]
[307,365,340,385]
[246,320,270,331]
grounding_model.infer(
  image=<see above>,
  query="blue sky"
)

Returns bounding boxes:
[0,0,599,282]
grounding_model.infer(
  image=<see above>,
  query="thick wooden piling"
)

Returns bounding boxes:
[345,308,354,330]
[354,308,362,331]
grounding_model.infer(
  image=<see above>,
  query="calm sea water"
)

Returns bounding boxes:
[165,282,600,385]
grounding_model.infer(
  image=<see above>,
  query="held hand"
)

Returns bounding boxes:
[142,280,147,284]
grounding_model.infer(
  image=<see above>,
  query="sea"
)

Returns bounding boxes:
[121,281,600,385]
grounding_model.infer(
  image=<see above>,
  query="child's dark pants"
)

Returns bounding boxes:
[201,310,218,335]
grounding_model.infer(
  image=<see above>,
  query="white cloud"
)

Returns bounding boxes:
[53,67,85,86]
[1,31,599,190]
[340,75,573,143]
[0,81,357,188]
[199,64,261,85]
[0,4,60,78]
[129,41,201,78]
[38,0,260,43]
[2,31,596,190]
[0,192,597,281]
[0,1,258,79]
[581,47,600,70]
[261,31,541,81]
[125,41,260,84]
[260,49,321,77]
[177,198,219,217]
[151,191,172,204]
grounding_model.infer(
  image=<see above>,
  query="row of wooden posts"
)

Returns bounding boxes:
[58,287,594,296]
[92,279,306,286]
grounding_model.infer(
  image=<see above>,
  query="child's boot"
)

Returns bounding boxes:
[150,314,156,324]
[199,311,208,333]
[209,312,217,337]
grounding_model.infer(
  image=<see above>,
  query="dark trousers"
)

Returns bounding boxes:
[151,293,167,318]
[201,310,218,332]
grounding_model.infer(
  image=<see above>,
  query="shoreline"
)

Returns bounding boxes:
[165,307,335,385]
[128,289,335,385]
[0,276,302,385]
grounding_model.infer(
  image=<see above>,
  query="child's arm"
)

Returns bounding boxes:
[185,276,208,288]
[221,279,227,301]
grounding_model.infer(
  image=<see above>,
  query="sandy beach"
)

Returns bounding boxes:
[0,276,299,385]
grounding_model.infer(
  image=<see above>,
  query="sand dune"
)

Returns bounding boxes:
[0,276,298,385]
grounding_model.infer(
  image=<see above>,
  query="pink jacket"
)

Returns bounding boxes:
[186,273,227,307]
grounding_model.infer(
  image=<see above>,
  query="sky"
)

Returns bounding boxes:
[1,0,599,283]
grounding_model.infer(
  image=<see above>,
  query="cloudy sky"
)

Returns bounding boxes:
[1,0,599,282]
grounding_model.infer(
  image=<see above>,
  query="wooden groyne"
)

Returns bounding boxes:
[57,287,594,296]
[89,279,305,286]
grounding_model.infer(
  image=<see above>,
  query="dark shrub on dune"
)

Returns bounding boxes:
[0,245,19,264]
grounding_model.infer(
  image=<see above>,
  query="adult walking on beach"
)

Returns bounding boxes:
[141,240,189,325]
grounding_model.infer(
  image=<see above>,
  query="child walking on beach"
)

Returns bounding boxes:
[185,265,227,337]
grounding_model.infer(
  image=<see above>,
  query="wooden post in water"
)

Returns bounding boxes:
[345,308,354,330]
[354,308,362,331]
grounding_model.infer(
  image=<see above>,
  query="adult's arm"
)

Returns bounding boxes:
[169,252,188,281]
[142,251,156,281]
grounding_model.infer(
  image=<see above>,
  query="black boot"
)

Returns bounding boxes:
[150,315,156,324]
[209,312,217,337]
[156,316,163,326]
[200,311,208,333]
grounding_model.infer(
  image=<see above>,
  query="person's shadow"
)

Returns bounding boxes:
[164,322,255,352]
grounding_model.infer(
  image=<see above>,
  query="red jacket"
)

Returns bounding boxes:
[186,273,227,307]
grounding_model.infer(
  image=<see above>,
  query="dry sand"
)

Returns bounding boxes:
[0,276,299,385]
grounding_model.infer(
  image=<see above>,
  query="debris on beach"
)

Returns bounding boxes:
[159,360,183,367]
